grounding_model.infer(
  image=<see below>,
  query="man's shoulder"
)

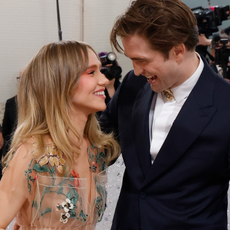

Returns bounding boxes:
[121,70,147,90]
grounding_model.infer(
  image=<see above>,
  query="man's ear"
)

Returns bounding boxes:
[172,43,185,62]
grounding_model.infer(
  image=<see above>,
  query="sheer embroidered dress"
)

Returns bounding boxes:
[0,140,107,230]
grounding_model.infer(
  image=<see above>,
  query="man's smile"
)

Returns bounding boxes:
[146,75,157,84]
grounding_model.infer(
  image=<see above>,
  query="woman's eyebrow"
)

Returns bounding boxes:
[87,64,101,69]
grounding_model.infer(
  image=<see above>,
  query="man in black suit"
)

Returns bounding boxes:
[0,96,17,179]
[2,95,17,157]
[100,0,230,229]
[1,69,23,158]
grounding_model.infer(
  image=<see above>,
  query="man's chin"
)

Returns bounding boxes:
[150,85,162,93]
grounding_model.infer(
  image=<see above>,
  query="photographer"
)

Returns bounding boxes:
[213,35,230,79]
[198,34,212,46]
[196,33,218,73]
[193,5,230,78]
[98,52,122,105]
[198,32,230,79]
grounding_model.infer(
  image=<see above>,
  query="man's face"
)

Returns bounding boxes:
[122,35,183,92]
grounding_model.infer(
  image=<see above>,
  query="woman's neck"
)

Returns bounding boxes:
[67,110,88,151]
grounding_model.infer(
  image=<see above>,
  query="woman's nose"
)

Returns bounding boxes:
[98,71,110,86]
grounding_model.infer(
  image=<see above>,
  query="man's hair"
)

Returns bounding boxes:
[111,0,199,58]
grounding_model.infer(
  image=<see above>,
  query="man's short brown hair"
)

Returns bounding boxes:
[110,0,199,59]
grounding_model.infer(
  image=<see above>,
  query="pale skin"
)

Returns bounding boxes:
[0,49,109,230]
[198,34,212,46]
[122,34,200,92]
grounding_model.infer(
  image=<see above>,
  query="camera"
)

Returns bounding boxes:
[99,52,117,66]
[192,5,230,36]
[100,66,122,80]
[214,37,230,78]
[99,52,122,80]
[215,39,230,64]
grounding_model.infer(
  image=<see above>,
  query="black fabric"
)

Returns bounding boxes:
[2,95,18,156]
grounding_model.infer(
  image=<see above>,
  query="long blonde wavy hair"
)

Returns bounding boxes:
[3,40,120,171]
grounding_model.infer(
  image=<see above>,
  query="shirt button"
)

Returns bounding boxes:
[140,192,147,199]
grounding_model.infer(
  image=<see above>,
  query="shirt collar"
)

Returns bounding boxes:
[171,52,204,103]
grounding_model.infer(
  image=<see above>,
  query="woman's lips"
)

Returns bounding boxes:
[93,89,106,98]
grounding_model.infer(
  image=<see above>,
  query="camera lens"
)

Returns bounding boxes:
[107,52,116,62]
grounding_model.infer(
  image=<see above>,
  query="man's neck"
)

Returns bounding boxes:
[178,51,200,87]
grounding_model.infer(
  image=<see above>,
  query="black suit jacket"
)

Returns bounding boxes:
[2,95,17,156]
[100,59,230,230]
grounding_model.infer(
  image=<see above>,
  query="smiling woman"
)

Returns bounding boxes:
[0,40,120,230]
[71,49,109,114]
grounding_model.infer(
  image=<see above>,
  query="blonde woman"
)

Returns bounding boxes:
[0,40,120,230]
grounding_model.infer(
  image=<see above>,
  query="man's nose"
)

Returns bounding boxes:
[133,62,143,76]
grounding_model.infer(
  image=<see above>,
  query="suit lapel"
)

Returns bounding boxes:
[132,82,154,176]
[141,61,218,187]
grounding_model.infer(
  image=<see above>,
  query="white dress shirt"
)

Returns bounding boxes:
[149,53,204,162]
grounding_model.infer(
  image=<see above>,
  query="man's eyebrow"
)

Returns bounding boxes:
[131,57,146,61]
[124,53,147,61]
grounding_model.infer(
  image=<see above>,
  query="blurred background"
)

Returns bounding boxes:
[0,0,230,116]
[1,1,230,229]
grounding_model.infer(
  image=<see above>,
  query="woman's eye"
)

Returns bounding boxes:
[89,71,95,75]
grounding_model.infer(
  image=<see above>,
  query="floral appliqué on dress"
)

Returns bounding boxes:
[25,144,107,224]
[88,144,107,221]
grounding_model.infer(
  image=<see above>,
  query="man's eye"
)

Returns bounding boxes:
[138,60,145,63]
[134,60,145,64]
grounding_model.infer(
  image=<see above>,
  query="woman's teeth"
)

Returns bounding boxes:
[94,91,105,96]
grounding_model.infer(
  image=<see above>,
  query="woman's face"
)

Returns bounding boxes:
[71,48,109,115]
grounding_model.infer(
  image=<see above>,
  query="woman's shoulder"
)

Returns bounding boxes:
[6,135,65,175]
[10,135,54,162]
[5,137,37,169]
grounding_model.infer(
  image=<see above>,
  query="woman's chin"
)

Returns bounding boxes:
[95,105,107,113]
